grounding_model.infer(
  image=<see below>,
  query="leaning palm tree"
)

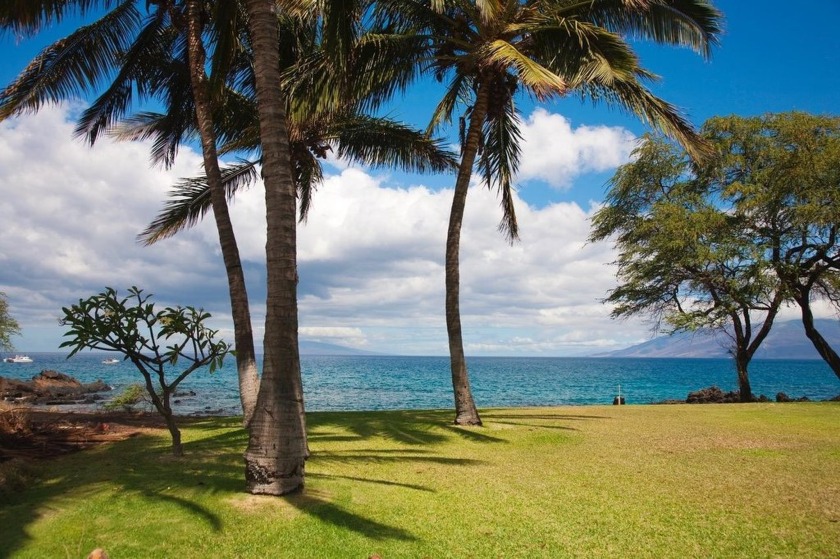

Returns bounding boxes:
[375,0,722,424]
[0,0,263,426]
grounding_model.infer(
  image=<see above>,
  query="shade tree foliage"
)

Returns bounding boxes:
[591,137,784,401]
[591,112,840,400]
[702,112,840,380]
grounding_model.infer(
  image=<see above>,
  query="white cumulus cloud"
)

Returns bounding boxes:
[0,105,666,355]
[517,108,637,188]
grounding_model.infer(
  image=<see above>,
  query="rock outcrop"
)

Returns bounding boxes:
[0,370,111,405]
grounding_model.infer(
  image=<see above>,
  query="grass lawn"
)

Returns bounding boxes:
[1,403,838,558]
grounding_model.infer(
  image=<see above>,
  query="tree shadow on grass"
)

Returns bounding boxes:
[307,409,506,446]
[481,412,613,422]
[286,490,416,542]
[1,411,484,556]
[308,472,434,493]
[1,408,597,556]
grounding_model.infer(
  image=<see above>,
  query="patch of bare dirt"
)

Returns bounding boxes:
[0,405,167,462]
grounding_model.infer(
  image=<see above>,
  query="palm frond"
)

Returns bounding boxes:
[332,114,458,173]
[0,0,138,121]
[109,110,195,168]
[138,160,258,245]
[480,100,521,242]
[577,0,723,59]
[294,147,323,222]
[428,72,472,135]
[484,39,566,100]
[0,0,120,37]
[587,77,711,162]
[74,7,176,144]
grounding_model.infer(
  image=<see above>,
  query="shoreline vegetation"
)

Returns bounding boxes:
[1,403,838,558]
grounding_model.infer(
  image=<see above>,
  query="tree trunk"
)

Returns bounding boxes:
[162,407,183,457]
[445,84,490,426]
[796,291,840,380]
[138,367,182,456]
[242,0,307,495]
[731,293,782,403]
[185,0,260,427]
[734,353,753,403]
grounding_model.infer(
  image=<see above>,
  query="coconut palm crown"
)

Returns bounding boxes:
[368,0,722,424]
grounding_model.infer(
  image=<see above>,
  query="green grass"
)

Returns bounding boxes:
[2,404,839,558]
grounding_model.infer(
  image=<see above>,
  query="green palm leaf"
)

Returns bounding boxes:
[0,0,138,120]
[138,160,258,245]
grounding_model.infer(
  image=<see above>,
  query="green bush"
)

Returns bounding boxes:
[104,384,146,412]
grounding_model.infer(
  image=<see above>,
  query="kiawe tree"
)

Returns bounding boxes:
[702,112,840,381]
[592,112,840,397]
[590,137,784,401]
[377,0,723,424]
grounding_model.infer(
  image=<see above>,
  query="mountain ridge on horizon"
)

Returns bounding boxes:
[298,340,381,356]
[597,318,840,359]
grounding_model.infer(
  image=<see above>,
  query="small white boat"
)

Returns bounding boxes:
[3,355,33,363]
[102,358,120,365]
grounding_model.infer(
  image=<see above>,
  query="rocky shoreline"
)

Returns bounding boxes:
[0,370,112,406]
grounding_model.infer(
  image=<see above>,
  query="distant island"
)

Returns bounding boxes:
[298,340,380,356]
[598,318,840,360]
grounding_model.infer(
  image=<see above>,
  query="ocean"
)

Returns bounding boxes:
[1,352,838,415]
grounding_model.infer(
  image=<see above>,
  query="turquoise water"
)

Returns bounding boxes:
[2,353,837,415]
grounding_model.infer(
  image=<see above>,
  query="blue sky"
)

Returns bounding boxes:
[1,1,838,355]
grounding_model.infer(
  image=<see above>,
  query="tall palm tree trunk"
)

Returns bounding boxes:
[185,0,260,427]
[242,0,307,495]
[445,84,489,426]
[795,290,840,380]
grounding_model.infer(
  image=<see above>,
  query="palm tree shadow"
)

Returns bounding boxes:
[2,407,594,556]
[1,431,237,558]
[287,490,416,541]
[307,409,508,445]
[309,472,434,493]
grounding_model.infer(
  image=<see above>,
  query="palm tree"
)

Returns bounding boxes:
[183,0,261,426]
[375,0,722,425]
[240,0,309,495]
[0,0,262,426]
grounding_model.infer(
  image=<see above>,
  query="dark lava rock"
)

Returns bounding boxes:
[0,370,112,405]
[686,386,742,404]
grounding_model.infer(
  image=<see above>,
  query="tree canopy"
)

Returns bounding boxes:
[591,111,840,397]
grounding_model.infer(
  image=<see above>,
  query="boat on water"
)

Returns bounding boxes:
[101,358,120,365]
[3,355,33,363]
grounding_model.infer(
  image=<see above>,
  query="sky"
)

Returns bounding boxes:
[1,1,839,356]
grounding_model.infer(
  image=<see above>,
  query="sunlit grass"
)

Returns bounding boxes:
[2,404,838,558]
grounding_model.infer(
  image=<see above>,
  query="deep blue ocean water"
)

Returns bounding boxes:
[2,352,838,415]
